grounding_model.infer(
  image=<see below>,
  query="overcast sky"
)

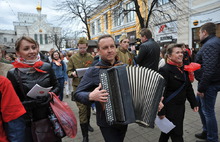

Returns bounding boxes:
[0,0,66,30]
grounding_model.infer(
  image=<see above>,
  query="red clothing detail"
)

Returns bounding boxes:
[12,60,47,73]
[0,76,26,141]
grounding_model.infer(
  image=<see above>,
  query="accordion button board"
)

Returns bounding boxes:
[100,70,115,125]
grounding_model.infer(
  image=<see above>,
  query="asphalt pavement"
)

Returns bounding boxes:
[62,81,220,142]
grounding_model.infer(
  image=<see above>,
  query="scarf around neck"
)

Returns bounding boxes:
[167,59,183,67]
[52,59,62,66]
[12,56,47,73]
[167,59,183,73]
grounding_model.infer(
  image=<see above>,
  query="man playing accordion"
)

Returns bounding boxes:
[74,34,164,142]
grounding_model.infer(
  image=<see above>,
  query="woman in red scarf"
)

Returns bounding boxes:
[7,36,61,142]
[51,51,68,101]
[157,43,199,142]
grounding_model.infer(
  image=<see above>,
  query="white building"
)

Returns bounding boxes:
[0,12,62,52]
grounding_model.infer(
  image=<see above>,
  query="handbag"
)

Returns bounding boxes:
[31,118,60,142]
[49,92,77,138]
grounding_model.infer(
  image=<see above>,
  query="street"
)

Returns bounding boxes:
[62,81,220,142]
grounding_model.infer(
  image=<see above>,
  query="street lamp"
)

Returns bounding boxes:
[36,1,42,33]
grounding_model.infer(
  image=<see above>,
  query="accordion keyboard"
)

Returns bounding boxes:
[100,71,114,125]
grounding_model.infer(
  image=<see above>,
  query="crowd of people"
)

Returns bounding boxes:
[0,22,219,142]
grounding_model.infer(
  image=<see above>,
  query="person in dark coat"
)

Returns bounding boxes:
[158,43,198,142]
[134,28,160,71]
[74,35,127,142]
[194,22,220,142]
[74,34,164,142]
[39,52,50,63]
[7,36,61,142]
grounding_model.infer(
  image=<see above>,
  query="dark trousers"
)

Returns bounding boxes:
[100,124,128,142]
[159,131,183,142]
[58,77,65,101]
[159,104,185,142]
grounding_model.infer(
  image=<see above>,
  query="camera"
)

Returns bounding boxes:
[128,38,141,51]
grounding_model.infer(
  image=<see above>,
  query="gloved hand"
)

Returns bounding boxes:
[35,94,52,106]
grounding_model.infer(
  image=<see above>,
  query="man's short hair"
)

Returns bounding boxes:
[200,22,216,35]
[97,34,115,48]
[78,37,88,45]
[140,28,152,39]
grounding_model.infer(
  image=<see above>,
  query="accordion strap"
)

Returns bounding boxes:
[164,72,186,104]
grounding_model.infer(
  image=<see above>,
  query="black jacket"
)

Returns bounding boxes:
[74,60,123,127]
[194,35,220,93]
[7,62,59,122]
[158,64,198,135]
[134,38,160,71]
[158,64,198,116]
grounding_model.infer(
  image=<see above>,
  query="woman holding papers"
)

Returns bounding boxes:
[51,51,68,101]
[7,36,61,142]
[158,43,198,142]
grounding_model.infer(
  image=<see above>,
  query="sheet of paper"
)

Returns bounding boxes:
[27,84,52,99]
[76,67,88,78]
[155,116,176,134]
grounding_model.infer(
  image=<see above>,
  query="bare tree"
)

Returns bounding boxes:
[65,30,85,48]
[54,0,105,40]
[111,0,190,30]
[48,28,70,51]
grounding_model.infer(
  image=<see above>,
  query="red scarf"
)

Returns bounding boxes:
[167,59,183,73]
[12,60,47,73]
[167,59,183,67]
[52,59,62,66]
[167,59,201,82]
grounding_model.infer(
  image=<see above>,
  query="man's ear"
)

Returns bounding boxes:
[204,30,209,36]
[143,35,148,41]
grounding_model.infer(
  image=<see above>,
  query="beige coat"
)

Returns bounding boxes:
[67,52,94,87]
[0,62,13,77]
[116,47,135,65]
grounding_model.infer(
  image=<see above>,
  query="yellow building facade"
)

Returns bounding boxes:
[87,0,148,44]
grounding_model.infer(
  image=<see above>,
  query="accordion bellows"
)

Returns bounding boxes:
[100,65,165,128]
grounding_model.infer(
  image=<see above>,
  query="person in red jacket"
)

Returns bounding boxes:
[0,75,26,142]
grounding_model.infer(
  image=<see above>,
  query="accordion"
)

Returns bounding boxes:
[99,65,165,128]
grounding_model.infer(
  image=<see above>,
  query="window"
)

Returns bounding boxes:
[34,34,38,42]
[126,2,135,23]
[91,22,95,35]
[115,34,121,45]
[158,0,170,5]
[105,14,108,30]
[4,37,7,42]
[113,8,123,27]
[40,34,43,44]
[45,34,48,44]
[11,38,14,43]
[97,19,101,33]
